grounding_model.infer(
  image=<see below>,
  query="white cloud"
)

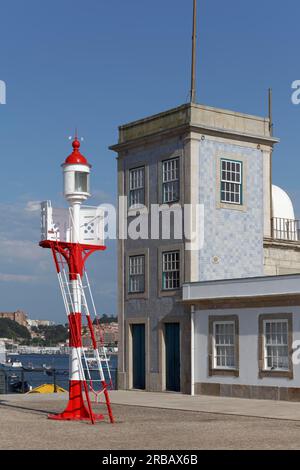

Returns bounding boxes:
[0,201,39,241]
[90,189,115,205]
[0,239,45,261]
[25,201,41,212]
[0,273,38,283]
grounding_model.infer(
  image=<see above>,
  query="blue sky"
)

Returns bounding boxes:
[0,0,300,322]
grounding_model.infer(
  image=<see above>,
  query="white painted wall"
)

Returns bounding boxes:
[194,306,300,387]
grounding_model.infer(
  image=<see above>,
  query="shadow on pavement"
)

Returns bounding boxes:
[0,400,58,415]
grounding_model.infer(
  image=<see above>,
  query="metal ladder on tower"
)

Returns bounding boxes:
[78,272,114,393]
[50,242,114,423]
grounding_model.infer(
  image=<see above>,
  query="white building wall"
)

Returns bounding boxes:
[194,306,300,388]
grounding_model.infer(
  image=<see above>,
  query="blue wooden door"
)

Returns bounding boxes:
[165,323,180,392]
[132,324,145,390]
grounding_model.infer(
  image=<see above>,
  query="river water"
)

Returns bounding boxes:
[6,353,118,391]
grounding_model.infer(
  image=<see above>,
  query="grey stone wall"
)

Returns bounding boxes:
[119,135,190,393]
[264,242,300,275]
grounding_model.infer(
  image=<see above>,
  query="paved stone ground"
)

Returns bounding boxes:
[1,395,300,449]
[109,390,300,421]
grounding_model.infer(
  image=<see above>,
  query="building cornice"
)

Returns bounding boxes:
[182,274,300,305]
[110,123,279,154]
[182,294,300,310]
[264,237,300,250]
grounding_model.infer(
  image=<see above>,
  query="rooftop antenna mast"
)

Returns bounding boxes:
[268,88,274,229]
[268,88,273,136]
[190,0,197,103]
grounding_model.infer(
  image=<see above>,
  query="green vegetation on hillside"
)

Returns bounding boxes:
[0,318,31,340]
[30,324,68,346]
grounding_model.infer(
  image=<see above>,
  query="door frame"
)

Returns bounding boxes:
[159,317,183,392]
[126,317,149,390]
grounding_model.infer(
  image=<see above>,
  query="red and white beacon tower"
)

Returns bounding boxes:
[40,137,114,424]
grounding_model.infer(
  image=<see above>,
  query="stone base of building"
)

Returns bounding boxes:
[195,382,300,402]
[117,372,127,390]
[117,370,191,393]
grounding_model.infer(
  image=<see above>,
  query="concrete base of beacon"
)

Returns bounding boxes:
[48,380,104,421]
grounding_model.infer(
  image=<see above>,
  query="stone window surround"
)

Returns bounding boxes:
[208,315,240,377]
[125,248,149,300]
[161,157,180,204]
[216,152,248,212]
[126,163,149,217]
[158,244,184,298]
[157,149,184,207]
[220,158,243,205]
[258,313,293,379]
[128,167,145,206]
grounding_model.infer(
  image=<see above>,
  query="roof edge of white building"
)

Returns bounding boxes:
[182,274,300,302]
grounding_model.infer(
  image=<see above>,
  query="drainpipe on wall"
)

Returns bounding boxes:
[191,304,195,396]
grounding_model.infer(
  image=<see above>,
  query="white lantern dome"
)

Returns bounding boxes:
[272,184,295,221]
[62,138,91,203]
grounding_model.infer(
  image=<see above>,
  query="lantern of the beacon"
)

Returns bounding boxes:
[62,138,91,203]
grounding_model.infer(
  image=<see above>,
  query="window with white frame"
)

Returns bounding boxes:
[220,159,242,205]
[162,251,180,290]
[75,171,89,193]
[213,321,236,369]
[162,157,180,203]
[129,167,145,207]
[128,255,145,294]
[263,320,289,371]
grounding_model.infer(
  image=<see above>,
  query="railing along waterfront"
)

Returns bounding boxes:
[0,366,118,394]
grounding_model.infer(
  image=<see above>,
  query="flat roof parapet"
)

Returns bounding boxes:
[110,103,279,151]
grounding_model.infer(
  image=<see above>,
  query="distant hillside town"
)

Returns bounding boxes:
[0,310,50,328]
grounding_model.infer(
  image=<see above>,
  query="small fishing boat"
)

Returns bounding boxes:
[4,358,23,368]
[45,369,68,377]
[0,342,22,368]
[8,379,32,393]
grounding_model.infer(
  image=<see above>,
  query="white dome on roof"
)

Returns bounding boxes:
[272,185,295,220]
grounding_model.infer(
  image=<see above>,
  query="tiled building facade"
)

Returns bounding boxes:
[197,139,264,281]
